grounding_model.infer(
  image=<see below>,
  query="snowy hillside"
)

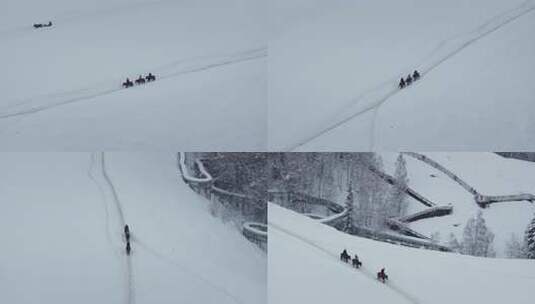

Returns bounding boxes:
[0,153,265,303]
[381,152,535,256]
[0,0,266,150]
[269,0,535,151]
[269,203,535,304]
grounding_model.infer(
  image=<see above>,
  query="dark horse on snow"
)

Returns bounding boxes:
[145,73,156,82]
[122,79,134,88]
[377,268,388,283]
[33,21,52,29]
[340,249,350,263]
[135,76,146,85]
[352,256,362,269]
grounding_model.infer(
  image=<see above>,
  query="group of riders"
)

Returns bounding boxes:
[33,21,53,29]
[340,249,388,283]
[122,73,157,88]
[399,70,421,89]
[125,225,132,255]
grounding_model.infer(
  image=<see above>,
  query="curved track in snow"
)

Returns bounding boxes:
[88,152,134,304]
[269,221,422,304]
[0,47,267,120]
[286,0,535,151]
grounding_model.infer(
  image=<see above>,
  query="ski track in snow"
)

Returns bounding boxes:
[88,152,134,304]
[135,239,245,304]
[0,47,267,120]
[286,0,535,151]
[269,222,422,304]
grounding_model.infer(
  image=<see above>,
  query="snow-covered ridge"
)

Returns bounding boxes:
[404,152,535,207]
[177,153,266,249]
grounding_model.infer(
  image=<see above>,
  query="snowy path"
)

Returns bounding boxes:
[88,152,134,304]
[268,220,422,304]
[0,47,266,120]
[286,0,535,151]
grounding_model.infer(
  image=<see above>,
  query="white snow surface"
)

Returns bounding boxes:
[269,0,535,151]
[381,152,535,256]
[0,0,267,150]
[269,203,535,304]
[0,153,266,303]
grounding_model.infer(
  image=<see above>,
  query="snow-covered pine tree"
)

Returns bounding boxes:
[461,211,495,257]
[390,154,409,218]
[505,233,525,259]
[343,183,354,232]
[447,233,462,253]
[525,213,535,259]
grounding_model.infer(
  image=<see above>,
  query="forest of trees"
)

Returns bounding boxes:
[269,152,409,231]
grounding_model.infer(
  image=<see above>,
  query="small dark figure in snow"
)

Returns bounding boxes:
[352,254,362,269]
[340,249,350,263]
[377,268,388,283]
[46,21,52,27]
[145,73,156,82]
[122,78,133,88]
[413,70,420,81]
[124,224,130,241]
[126,241,131,255]
[405,74,413,86]
[135,75,146,85]
[399,77,406,89]
[33,23,43,28]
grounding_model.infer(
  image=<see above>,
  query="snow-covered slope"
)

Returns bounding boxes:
[0,0,266,150]
[268,0,535,151]
[0,153,265,303]
[381,152,535,256]
[269,203,535,304]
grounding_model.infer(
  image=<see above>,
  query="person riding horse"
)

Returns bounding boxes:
[406,74,413,85]
[413,70,420,80]
[122,78,133,88]
[399,77,406,89]
[145,73,156,82]
[377,267,388,283]
[352,254,362,268]
[135,75,146,85]
[124,224,130,241]
[340,249,350,263]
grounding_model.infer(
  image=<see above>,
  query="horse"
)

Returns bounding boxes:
[377,270,388,283]
[135,76,146,85]
[413,70,420,80]
[145,73,156,82]
[126,242,131,255]
[399,78,406,89]
[33,24,43,29]
[122,79,133,88]
[340,250,350,263]
[405,74,413,85]
[124,225,130,241]
[352,257,362,269]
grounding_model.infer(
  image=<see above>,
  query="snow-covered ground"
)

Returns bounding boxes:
[269,203,535,304]
[268,0,535,151]
[381,152,535,256]
[0,0,266,150]
[0,153,266,303]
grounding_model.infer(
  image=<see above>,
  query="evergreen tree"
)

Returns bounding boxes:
[390,154,409,217]
[447,233,462,253]
[505,233,524,259]
[343,183,354,232]
[525,213,535,259]
[461,211,495,257]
